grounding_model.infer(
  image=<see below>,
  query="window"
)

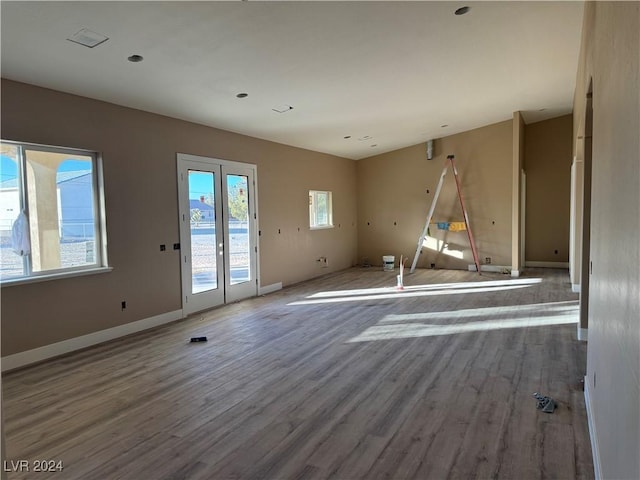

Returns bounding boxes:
[0,140,108,284]
[309,190,333,229]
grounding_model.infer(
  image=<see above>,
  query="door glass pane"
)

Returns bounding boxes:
[189,170,217,294]
[227,174,250,285]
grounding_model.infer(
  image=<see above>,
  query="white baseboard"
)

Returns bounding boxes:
[525,261,570,269]
[259,282,282,296]
[511,269,521,278]
[467,265,511,273]
[577,325,588,341]
[584,375,602,480]
[1,309,184,372]
[572,283,581,293]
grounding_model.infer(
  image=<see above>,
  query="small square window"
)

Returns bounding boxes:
[309,190,333,229]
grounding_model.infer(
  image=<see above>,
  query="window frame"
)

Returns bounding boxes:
[309,190,333,230]
[0,139,110,286]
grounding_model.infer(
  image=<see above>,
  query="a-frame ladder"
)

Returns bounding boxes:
[410,155,481,274]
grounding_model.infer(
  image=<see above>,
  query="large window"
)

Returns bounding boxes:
[309,190,333,229]
[0,140,108,283]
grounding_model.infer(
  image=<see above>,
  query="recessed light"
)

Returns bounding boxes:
[128,54,144,63]
[441,124,449,128]
[67,28,109,48]
[236,93,249,98]
[455,6,470,16]
[343,136,351,139]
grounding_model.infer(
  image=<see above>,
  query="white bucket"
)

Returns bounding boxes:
[382,255,395,271]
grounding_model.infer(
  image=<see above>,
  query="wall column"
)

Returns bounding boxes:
[511,111,525,276]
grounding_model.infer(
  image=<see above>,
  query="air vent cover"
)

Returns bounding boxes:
[272,105,293,113]
[67,28,109,48]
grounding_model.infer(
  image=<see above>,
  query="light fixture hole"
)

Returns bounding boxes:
[455,6,470,16]
[236,93,249,98]
[127,54,144,63]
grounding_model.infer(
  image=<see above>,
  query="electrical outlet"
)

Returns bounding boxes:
[485,257,492,264]
[121,301,127,311]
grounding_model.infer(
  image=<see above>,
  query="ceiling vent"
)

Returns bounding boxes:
[272,105,293,113]
[67,28,109,48]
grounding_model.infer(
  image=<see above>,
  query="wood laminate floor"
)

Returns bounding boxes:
[3,268,593,479]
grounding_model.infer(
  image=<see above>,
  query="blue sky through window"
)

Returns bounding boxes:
[188,170,245,201]
[1,155,90,183]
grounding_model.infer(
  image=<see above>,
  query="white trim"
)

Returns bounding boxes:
[1,309,183,372]
[577,325,588,341]
[572,283,581,293]
[1,266,113,288]
[525,261,570,269]
[259,282,282,296]
[511,269,521,278]
[467,264,511,273]
[584,375,602,480]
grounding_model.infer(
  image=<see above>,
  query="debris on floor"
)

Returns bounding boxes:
[533,392,556,413]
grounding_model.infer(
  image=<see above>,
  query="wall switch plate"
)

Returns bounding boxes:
[160,244,166,251]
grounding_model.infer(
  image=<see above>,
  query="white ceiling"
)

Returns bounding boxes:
[1,1,584,160]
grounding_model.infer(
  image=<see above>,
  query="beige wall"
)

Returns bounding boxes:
[524,114,573,262]
[357,120,512,270]
[574,2,639,479]
[0,80,358,356]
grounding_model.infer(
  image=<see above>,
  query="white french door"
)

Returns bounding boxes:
[177,153,258,315]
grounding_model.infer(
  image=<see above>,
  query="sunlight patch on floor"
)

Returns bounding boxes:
[347,301,579,343]
[379,300,578,323]
[306,277,542,299]
[288,283,535,306]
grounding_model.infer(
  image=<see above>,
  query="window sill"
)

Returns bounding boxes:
[1,266,113,288]
[310,225,334,231]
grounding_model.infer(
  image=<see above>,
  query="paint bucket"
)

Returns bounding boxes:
[382,255,395,271]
